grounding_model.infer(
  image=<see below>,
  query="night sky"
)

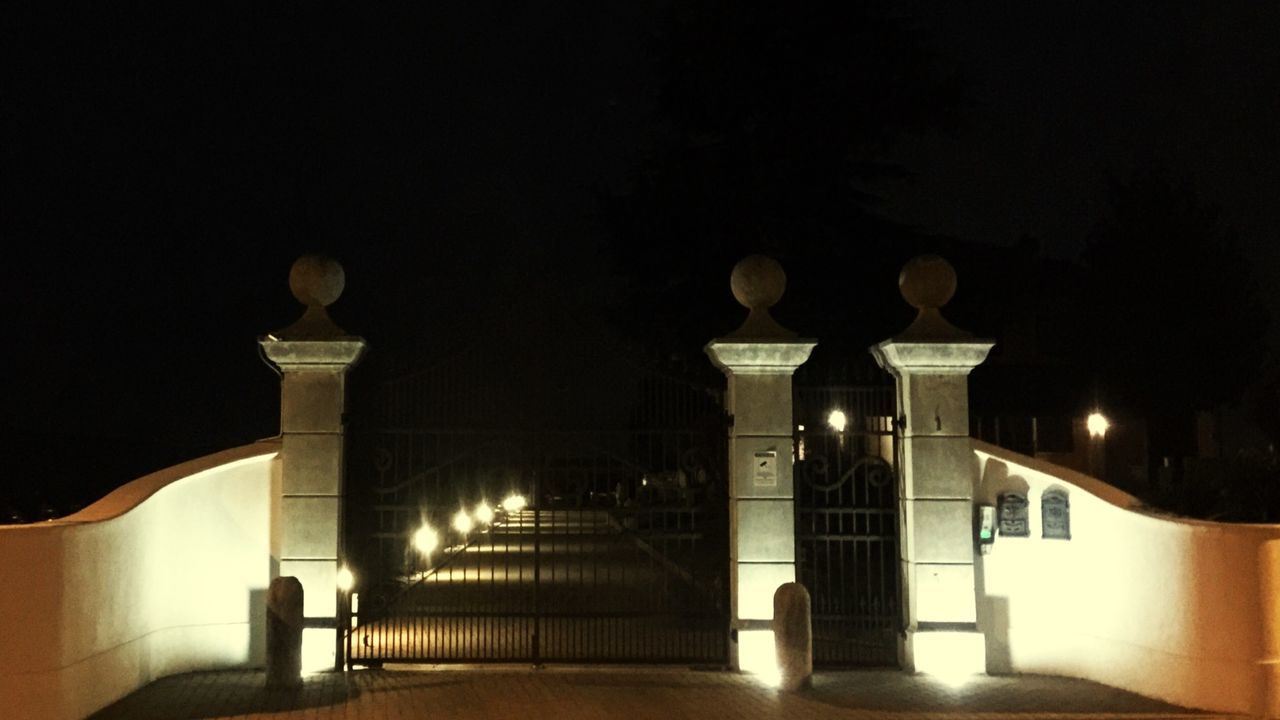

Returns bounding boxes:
[4,2,1278,507]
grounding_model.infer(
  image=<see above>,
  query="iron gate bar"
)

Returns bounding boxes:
[792,380,901,668]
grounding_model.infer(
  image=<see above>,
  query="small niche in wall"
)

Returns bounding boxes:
[997,492,1029,537]
[1041,488,1071,540]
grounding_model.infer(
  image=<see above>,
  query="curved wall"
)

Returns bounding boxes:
[0,441,280,720]
[974,440,1280,716]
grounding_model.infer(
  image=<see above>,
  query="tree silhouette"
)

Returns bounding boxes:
[599,1,966,353]
[1064,168,1272,506]
[1076,169,1267,417]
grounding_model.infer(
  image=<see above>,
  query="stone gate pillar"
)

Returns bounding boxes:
[870,255,993,676]
[705,256,815,674]
[259,255,366,671]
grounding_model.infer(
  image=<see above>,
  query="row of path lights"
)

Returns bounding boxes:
[341,495,525,666]
[407,493,530,571]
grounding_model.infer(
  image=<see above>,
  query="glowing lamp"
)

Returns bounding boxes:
[336,566,355,592]
[737,629,781,687]
[502,494,528,513]
[827,409,848,433]
[912,630,985,687]
[452,509,473,534]
[474,501,494,525]
[1086,412,1110,438]
[413,525,439,556]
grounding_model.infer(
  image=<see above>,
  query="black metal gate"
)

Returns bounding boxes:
[344,346,729,665]
[793,383,900,666]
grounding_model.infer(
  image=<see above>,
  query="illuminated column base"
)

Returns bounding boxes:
[904,629,986,681]
[737,629,781,686]
[301,628,337,674]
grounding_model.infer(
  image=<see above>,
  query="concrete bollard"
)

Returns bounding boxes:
[266,576,304,690]
[773,582,813,691]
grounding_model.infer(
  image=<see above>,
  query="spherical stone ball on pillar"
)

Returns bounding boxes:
[727,254,798,339]
[275,254,352,340]
[894,254,970,342]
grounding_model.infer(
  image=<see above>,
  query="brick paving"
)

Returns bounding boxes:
[88,665,1245,720]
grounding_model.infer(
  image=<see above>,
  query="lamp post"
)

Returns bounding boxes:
[1086,411,1109,479]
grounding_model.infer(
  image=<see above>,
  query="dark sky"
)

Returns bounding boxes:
[885,2,1280,266]
[3,2,1278,498]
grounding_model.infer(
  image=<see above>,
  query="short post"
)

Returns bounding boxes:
[265,576,304,689]
[260,255,366,672]
[705,255,815,674]
[773,582,812,691]
[870,255,993,677]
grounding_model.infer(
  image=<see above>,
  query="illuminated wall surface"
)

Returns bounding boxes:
[0,442,279,720]
[975,440,1280,717]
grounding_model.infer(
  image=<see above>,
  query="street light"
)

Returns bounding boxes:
[827,409,848,433]
[453,509,473,534]
[336,566,355,592]
[1087,412,1110,438]
[413,524,439,556]
[502,494,528,513]
[474,501,495,525]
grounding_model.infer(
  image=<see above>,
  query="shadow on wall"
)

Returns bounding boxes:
[971,444,1280,716]
[248,588,267,669]
[973,455,1026,674]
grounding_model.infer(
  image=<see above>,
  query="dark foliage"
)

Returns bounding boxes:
[1074,169,1268,415]
[599,0,967,354]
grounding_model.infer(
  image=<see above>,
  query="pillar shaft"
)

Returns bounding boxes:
[706,340,815,669]
[260,338,365,667]
[872,340,992,673]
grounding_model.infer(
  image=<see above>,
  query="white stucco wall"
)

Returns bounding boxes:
[974,440,1280,716]
[0,441,280,720]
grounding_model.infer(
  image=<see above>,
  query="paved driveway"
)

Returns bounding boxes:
[89,666,1242,720]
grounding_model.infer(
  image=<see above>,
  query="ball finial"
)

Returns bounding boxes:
[730,254,787,311]
[289,255,345,308]
[898,255,956,311]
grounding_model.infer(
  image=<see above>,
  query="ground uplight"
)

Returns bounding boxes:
[453,509,473,534]
[413,524,439,556]
[336,566,355,592]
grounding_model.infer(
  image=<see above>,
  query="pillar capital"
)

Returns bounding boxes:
[705,340,816,376]
[260,338,367,373]
[871,340,993,377]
